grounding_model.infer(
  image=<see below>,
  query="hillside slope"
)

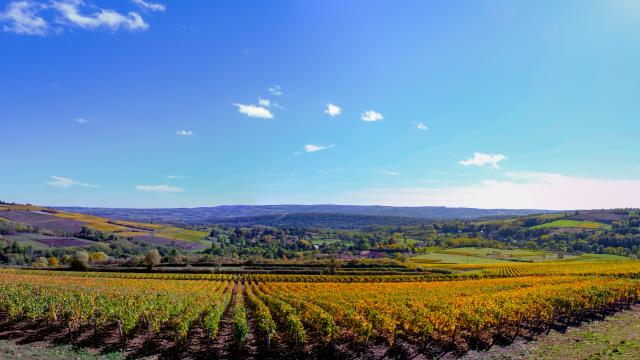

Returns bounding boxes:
[55,205,553,225]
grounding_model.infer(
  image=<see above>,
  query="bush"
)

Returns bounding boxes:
[145,249,161,270]
[48,256,59,267]
[70,251,89,271]
[32,257,49,268]
[61,254,72,265]
[89,252,109,263]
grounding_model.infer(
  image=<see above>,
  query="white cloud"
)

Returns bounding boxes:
[52,0,148,31]
[233,103,274,119]
[75,118,89,124]
[349,171,640,210]
[381,171,400,176]
[268,85,283,96]
[258,98,271,107]
[304,144,335,153]
[414,121,428,130]
[176,130,193,136]
[135,184,183,193]
[131,0,165,12]
[47,176,99,188]
[324,103,341,117]
[361,110,383,122]
[459,152,506,169]
[0,1,48,35]
[167,175,184,180]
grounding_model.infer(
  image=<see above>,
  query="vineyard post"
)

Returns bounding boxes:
[266,333,271,352]
[67,320,73,341]
[116,319,124,344]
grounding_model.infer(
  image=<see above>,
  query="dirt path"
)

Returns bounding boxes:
[457,305,640,360]
[210,282,238,359]
[239,283,261,359]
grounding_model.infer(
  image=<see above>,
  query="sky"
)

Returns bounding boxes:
[1,0,640,209]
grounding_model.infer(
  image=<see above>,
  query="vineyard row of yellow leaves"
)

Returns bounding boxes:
[4,259,640,283]
[0,264,640,352]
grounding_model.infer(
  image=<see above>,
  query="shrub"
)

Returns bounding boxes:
[145,249,161,270]
[61,254,72,265]
[70,251,89,271]
[48,256,59,267]
[89,252,109,263]
[32,257,49,268]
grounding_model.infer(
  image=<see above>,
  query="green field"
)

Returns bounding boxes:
[311,238,342,245]
[153,226,210,242]
[440,247,544,257]
[412,247,574,264]
[531,219,610,230]
[554,253,631,262]
[410,251,514,264]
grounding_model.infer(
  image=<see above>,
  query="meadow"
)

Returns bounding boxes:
[530,219,610,230]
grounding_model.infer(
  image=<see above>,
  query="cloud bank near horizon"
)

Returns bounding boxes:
[347,171,640,210]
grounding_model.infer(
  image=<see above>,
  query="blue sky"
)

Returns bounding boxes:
[2,0,640,209]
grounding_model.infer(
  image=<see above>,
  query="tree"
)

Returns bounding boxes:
[89,252,108,263]
[32,257,49,268]
[145,249,161,270]
[48,256,59,267]
[70,251,89,271]
[61,254,72,265]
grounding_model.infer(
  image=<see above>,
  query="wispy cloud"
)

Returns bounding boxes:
[52,0,148,31]
[381,171,400,176]
[167,175,184,180]
[233,103,274,119]
[176,130,193,136]
[361,110,383,122]
[135,184,183,193]
[47,176,99,188]
[258,98,284,110]
[304,144,335,153]
[459,152,506,169]
[74,118,90,124]
[0,1,48,35]
[349,171,640,209]
[2,0,157,35]
[324,103,341,117]
[268,85,283,96]
[258,98,271,107]
[414,121,428,130]
[131,0,165,12]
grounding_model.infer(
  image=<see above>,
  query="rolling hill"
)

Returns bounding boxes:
[54,204,554,226]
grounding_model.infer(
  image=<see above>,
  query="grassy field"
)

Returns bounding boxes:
[531,219,610,230]
[311,238,342,245]
[554,253,631,262]
[412,247,565,264]
[153,226,209,242]
[410,251,514,264]
[440,247,544,257]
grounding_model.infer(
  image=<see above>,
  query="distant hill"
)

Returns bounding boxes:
[213,212,436,229]
[54,205,554,227]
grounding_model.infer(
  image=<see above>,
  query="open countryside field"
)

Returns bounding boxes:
[410,247,574,264]
[531,219,610,230]
[410,252,515,264]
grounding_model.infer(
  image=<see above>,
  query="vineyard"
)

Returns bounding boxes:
[1,262,640,358]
